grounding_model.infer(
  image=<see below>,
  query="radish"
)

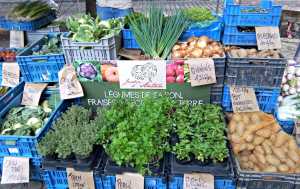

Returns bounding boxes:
[166,76,176,83]
[176,75,184,84]
[176,65,184,76]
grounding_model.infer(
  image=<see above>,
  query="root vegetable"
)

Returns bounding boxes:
[288,151,300,162]
[245,134,254,142]
[272,147,286,161]
[275,131,289,147]
[266,155,281,166]
[278,165,289,172]
[253,136,265,145]
[265,166,277,173]
[256,128,272,138]
[262,142,272,154]
[255,153,266,164]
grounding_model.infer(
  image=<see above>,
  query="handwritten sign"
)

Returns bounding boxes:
[59,64,84,100]
[21,83,48,106]
[118,60,166,89]
[230,86,259,113]
[116,173,144,189]
[10,31,25,48]
[187,59,216,87]
[1,63,20,87]
[66,168,95,189]
[183,173,214,189]
[256,27,281,50]
[1,157,29,184]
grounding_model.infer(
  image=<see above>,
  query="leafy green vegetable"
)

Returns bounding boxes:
[96,96,175,174]
[1,100,53,136]
[172,103,228,162]
[124,12,145,29]
[129,8,189,59]
[7,1,55,22]
[66,14,123,42]
[32,34,61,55]
[38,105,98,159]
[182,7,216,22]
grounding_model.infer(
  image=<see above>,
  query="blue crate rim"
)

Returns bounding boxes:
[61,32,120,46]
[0,83,63,140]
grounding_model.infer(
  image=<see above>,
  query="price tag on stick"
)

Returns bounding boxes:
[255,27,281,50]
[183,173,214,189]
[1,62,20,87]
[116,173,144,189]
[66,168,95,189]
[187,58,216,87]
[1,157,29,184]
[21,83,48,106]
[230,86,260,113]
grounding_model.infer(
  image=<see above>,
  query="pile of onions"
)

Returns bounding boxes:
[171,36,224,59]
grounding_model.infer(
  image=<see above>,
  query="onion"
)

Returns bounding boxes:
[212,54,221,58]
[203,47,212,57]
[287,66,295,74]
[283,84,289,92]
[196,40,207,49]
[198,36,209,43]
[187,36,198,43]
[190,49,203,58]
[295,68,300,76]
[186,46,194,54]
[179,50,186,58]
[172,51,182,59]
[180,43,188,50]
[287,73,294,80]
[211,41,219,47]
[172,44,180,52]
[289,87,296,95]
[189,40,197,47]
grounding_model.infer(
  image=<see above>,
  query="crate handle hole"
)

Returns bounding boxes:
[237,26,255,33]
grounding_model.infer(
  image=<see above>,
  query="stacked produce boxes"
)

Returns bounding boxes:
[222,0,282,46]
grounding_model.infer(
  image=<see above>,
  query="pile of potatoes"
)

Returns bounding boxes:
[228,111,300,173]
[226,46,281,59]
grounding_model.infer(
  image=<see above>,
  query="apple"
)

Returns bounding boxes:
[176,65,184,76]
[176,75,184,84]
[167,76,176,83]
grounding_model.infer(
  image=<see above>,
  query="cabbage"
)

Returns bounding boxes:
[77,63,98,80]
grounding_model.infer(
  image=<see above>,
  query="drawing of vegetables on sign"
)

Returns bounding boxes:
[101,62,119,83]
[73,60,102,82]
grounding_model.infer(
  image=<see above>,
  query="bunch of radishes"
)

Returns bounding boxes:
[279,60,300,102]
[166,60,185,84]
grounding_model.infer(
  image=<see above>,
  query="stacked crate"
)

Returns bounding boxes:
[222,0,282,46]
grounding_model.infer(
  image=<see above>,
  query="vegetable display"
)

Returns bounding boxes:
[171,36,224,59]
[166,60,185,84]
[7,1,55,21]
[129,8,190,59]
[172,103,228,162]
[183,7,216,23]
[66,14,122,42]
[279,60,300,99]
[96,96,175,174]
[0,49,17,62]
[1,100,52,136]
[38,105,98,159]
[227,47,281,59]
[32,35,61,55]
[0,87,9,96]
[229,112,300,173]
[124,12,145,29]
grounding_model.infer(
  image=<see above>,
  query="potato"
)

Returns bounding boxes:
[247,144,255,150]
[256,127,272,138]
[287,151,300,162]
[245,134,254,142]
[254,165,261,172]
[239,156,249,163]
[250,113,261,124]
[255,153,267,164]
[264,166,277,173]
[270,135,277,143]
[295,167,300,173]
[278,165,289,173]
[272,147,286,161]
[240,150,252,156]
[262,142,272,154]
[232,113,242,122]
[237,49,248,58]
[242,115,251,125]
[231,134,242,144]
[288,139,298,151]
[229,121,237,134]
[275,131,289,147]
[239,143,247,152]
[266,155,281,166]
[285,159,296,168]
[254,146,265,155]
[253,136,265,145]
[249,154,257,162]
[270,123,281,133]
[236,123,245,136]
[248,161,254,169]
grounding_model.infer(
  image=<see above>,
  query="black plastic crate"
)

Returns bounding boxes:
[168,153,233,177]
[211,85,223,105]
[225,53,286,89]
[233,155,298,189]
[103,153,167,176]
[214,57,226,86]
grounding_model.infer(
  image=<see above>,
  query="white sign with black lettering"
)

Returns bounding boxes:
[1,157,29,184]
[116,173,144,189]
[256,27,281,50]
[230,86,260,113]
[183,173,214,189]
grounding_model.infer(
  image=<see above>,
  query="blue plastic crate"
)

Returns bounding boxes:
[43,168,167,189]
[122,29,140,49]
[222,85,280,113]
[223,0,282,26]
[274,110,295,134]
[168,175,236,189]
[179,18,223,42]
[17,35,65,83]
[0,63,2,84]
[222,26,257,46]
[0,156,42,181]
[0,82,62,158]
[0,12,56,31]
